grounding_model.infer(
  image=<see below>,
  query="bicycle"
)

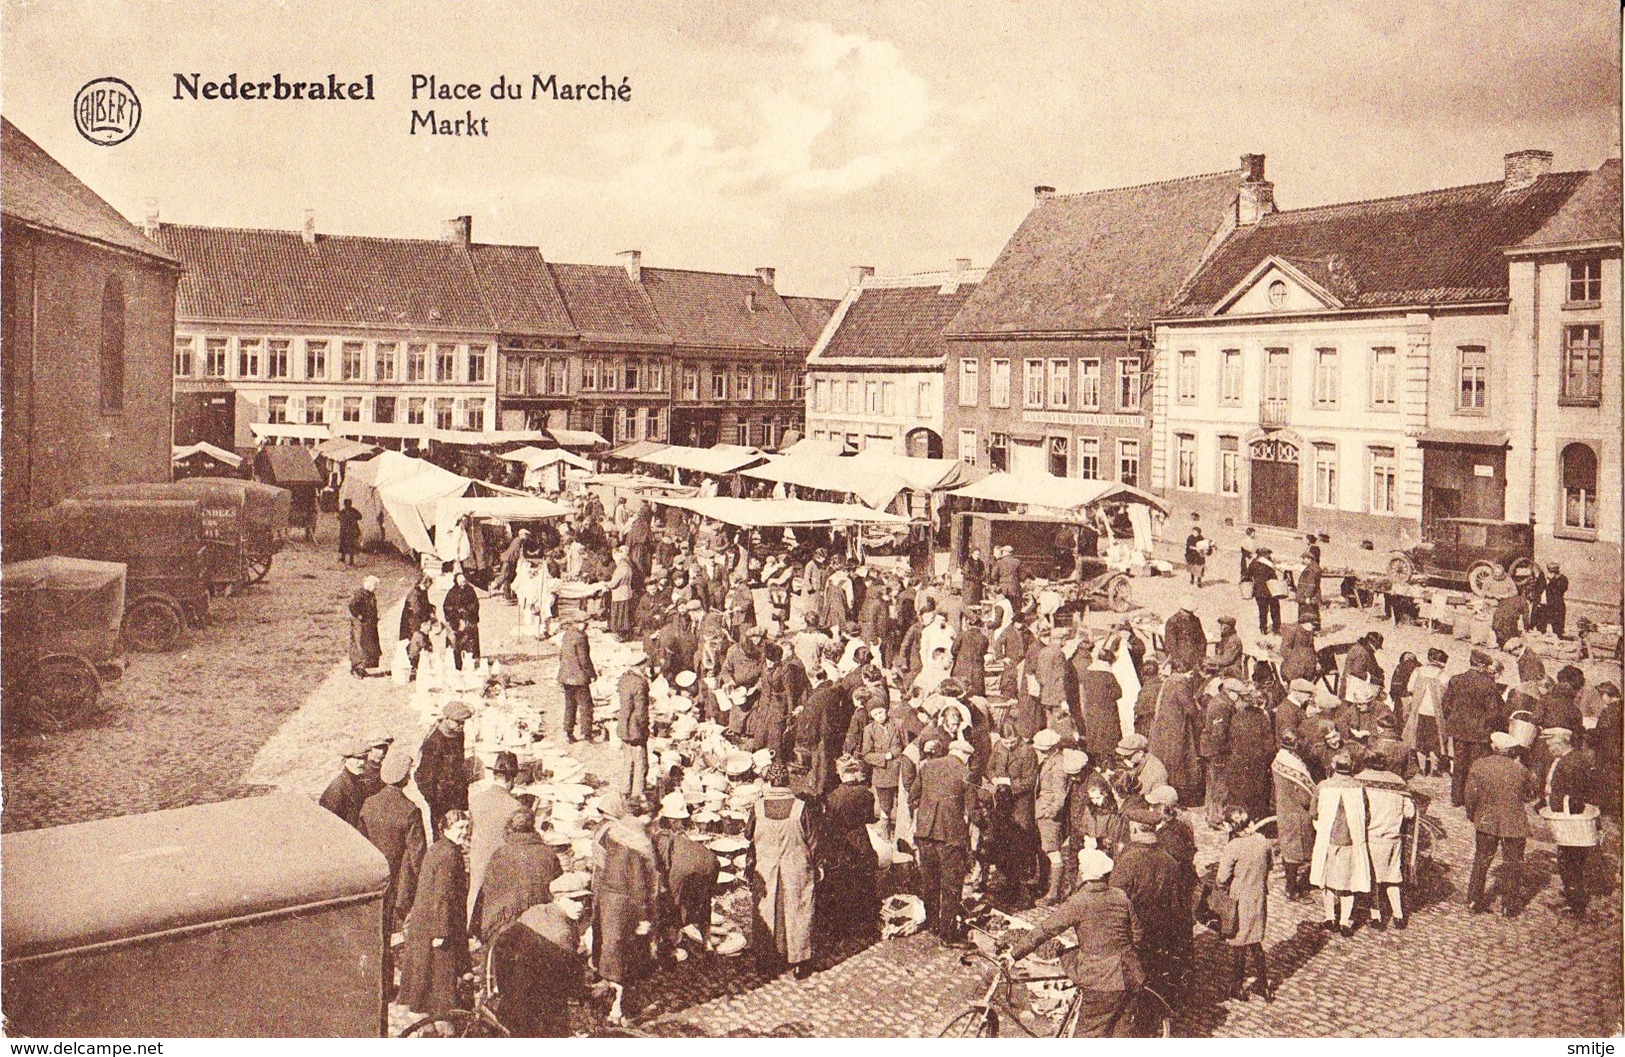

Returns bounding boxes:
[936,930,1172,1038]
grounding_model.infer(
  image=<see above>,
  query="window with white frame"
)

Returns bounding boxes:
[1176,433,1197,489]
[762,370,777,400]
[738,367,754,400]
[990,359,1010,408]
[238,337,262,379]
[1458,345,1488,411]
[407,397,427,425]
[620,407,638,442]
[865,380,880,415]
[434,397,456,430]
[265,339,289,379]
[1118,439,1141,485]
[173,336,195,377]
[434,344,457,383]
[367,342,393,383]
[648,361,666,392]
[845,380,860,413]
[622,360,641,392]
[1047,436,1068,477]
[463,398,486,432]
[649,407,667,441]
[882,381,897,416]
[1048,359,1071,408]
[1369,446,1397,514]
[989,432,1009,472]
[958,358,978,406]
[342,396,362,422]
[1218,435,1240,494]
[1077,438,1100,480]
[1569,258,1602,303]
[267,395,288,424]
[306,395,328,424]
[1561,442,1598,532]
[813,377,829,412]
[467,345,488,385]
[1177,351,1198,404]
[548,359,567,395]
[790,372,805,402]
[1219,350,1242,405]
[1023,359,1045,408]
[1264,348,1291,404]
[958,429,978,466]
[406,344,426,382]
[915,380,931,418]
[713,370,729,400]
[683,367,699,400]
[1314,443,1338,506]
[341,341,364,382]
[373,396,395,423]
[1369,347,1397,408]
[1314,348,1339,406]
[1561,325,1603,405]
[735,419,750,446]
[1118,358,1142,412]
[1078,358,1101,409]
[206,337,229,378]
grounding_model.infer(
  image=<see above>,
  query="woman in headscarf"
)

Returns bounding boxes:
[1278,622,1319,685]
[607,546,636,641]
[748,762,818,978]
[348,574,383,677]
[819,756,880,940]
[590,794,659,1024]
[397,809,472,1019]
[1215,805,1274,1001]
[1071,773,1128,859]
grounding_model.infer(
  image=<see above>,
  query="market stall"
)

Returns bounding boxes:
[171,442,243,480]
[496,446,593,494]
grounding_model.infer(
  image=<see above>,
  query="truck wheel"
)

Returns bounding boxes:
[24,654,101,731]
[1466,562,1501,598]
[123,595,185,652]
[245,555,273,585]
[1387,555,1415,581]
[1506,557,1536,583]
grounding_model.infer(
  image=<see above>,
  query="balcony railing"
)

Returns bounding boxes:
[1259,397,1290,428]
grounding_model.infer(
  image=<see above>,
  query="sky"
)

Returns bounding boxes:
[2,0,1619,298]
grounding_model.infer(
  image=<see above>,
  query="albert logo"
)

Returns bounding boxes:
[73,78,141,145]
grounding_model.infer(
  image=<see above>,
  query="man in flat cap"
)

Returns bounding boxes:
[1537,562,1569,639]
[359,742,427,939]
[319,739,374,828]
[1539,726,1594,915]
[1441,648,1503,807]
[468,751,524,919]
[416,701,473,837]
[1463,731,1536,916]
[487,872,592,1036]
[557,614,597,744]
[1112,808,1189,993]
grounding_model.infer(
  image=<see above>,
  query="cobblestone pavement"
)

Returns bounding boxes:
[6,526,1621,1036]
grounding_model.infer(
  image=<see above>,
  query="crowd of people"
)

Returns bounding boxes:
[329,492,1621,1038]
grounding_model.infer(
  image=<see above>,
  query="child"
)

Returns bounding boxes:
[407,617,436,681]
[859,703,905,838]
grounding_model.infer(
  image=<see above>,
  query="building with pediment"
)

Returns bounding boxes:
[1152,150,1595,556]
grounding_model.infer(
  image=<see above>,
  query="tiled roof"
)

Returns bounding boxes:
[547,262,667,345]
[812,270,985,363]
[466,243,574,335]
[783,295,840,344]
[1169,171,1589,316]
[639,267,809,350]
[154,224,493,329]
[0,117,176,263]
[1514,159,1621,251]
[948,169,1246,336]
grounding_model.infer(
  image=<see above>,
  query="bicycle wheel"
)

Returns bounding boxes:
[937,1006,1000,1038]
[398,1009,505,1038]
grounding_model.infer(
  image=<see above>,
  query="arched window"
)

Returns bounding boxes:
[1561,443,1598,532]
[99,274,125,413]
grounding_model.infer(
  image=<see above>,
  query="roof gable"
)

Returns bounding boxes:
[466,244,574,336]
[155,224,493,329]
[638,267,810,350]
[1514,159,1621,251]
[1170,171,1588,316]
[0,117,176,263]
[783,295,840,344]
[547,262,666,344]
[1212,256,1346,316]
[811,270,984,363]
[947,168,1245,336]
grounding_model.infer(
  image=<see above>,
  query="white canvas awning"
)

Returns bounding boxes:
[314,438,380,462]
[433,496,570,560]
[250,422,331,441]
[545,428,609,449]
[497,446,593,471]
[949,472,1169,514]
[646,495,908,528]
[635,444,766,476]
[172,442,243,468]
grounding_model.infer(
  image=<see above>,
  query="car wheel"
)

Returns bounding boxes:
[1387,555,1415,581]
[1466,562,1500,598]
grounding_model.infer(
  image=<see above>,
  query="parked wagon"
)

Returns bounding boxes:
[0,557,127,731]
[253,444,322,538]
[951,511,1135,614]
[77,478,291,588]
[27,498,213,652]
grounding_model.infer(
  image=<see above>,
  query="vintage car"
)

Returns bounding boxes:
[950,511,1133,613]
[1385,517,1537,597]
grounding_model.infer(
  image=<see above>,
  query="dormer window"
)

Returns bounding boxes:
[745,290,757,313]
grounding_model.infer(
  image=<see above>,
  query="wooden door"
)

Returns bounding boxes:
[1248,436,1299,529]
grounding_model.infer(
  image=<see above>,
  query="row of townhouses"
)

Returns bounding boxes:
[156,215,835,452]
[805,152,1620,598]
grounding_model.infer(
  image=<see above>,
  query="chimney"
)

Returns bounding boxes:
[619,249,642,283]
[442,215,472,245]
[755,267,776,289]
[142,198,159,238]
[301,208,317,244]
[1504,150,1553,192]
[848,264,875,288]
[940,258,974,295]
[1034,185,1056,205]
[1237,153,1275,226]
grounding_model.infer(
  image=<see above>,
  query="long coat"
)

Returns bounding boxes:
[557,625,596,687]
[1079,667,1125,761]
[357,785,426,932]
[1148,673,1202,798]
[467,784,523,916]
[1225,706,1277,822]
[653,827,719,938]
[1111,839,1186,953]
[1269,750,1316,864]
[415,726,469,824]
[1463,754,1534,838]
[1279,624,1319,684]
[397,838,470,1017]
[951,625,990,695]
[1216,831,1273,946]
[750,791,816,964]
[472,832,562,943]
[400,583,434,641]
[348,587,382,669]
[591,818,660,984]
[1162,610,1206,673]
